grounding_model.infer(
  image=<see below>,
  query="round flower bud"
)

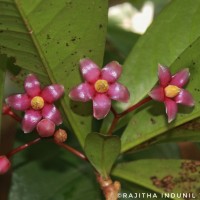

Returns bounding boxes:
[36,119,55,137]
[0,156,11,175]
[54,129,67,143]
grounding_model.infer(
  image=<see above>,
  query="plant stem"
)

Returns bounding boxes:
[53,140,88,162]
[2,105,22,122]
[6,137,41,158]
[108,97,152,135]
[107,117,120,136]
[119,96,152,117]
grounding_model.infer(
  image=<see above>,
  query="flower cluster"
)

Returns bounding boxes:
[149,64,194,122]
[0,59,195,176]
[5,74,64,135]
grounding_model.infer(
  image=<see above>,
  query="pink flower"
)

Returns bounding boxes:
[5,74,64,133]
[69,58,130,119]
[0,156,11,175]
[149,64,195,122]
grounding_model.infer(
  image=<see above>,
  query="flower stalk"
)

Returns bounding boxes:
[53,140,88,161]
[6,137,41,158]
[2,104,22,122]
[108,96,152,135]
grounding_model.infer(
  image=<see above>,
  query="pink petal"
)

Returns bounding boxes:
[149,86,165,102]
[174,89,195,106]
[93,94,111,119]
[0,156,11,175]
[164,98,178,123]
[80,58,101,83]
[69,83,95,102]
[5,94,30,111]
[41,84,64,103]
[24,74,41,97]
[42,104,62,125]
[101,61,122,83]
[108,82,130,102]
[36,119,55,137]
[158,64,171,87]
[22,110,42,133]
[170,68,190,87]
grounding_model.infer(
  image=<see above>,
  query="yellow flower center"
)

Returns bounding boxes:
[164,85,181,98]
[31,96,44,110]
[94,80,109,93]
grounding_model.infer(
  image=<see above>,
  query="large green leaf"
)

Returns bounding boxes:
[0,0,108,147]
[101,0,200,134]
[121,0,200,107]
[123,142,180,161]
[153,118,200,144]
[84,133,121,178]
[116,142,180,200]
[121,36,200,152]
[112,159,200,200]
[0,55,8,139]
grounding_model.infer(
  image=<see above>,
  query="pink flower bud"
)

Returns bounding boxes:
[0,156,11,175]
[36,119,55,137]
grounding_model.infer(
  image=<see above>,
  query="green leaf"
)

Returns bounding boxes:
[112,159,200,200]
[154,118,200,144]
[123,142,180,161]
[101,0,200,134]
[0,0,108,147]
[0,55,8,138]
[121,0,200,107]
[9,134,101,200]
[84,133,121,178]
[121,35,200,152]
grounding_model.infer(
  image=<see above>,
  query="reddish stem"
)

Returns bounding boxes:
[107,117,120,136]
[119,96,152,117]
[2,105,22,122]
[53,140,88,162]
[6,137,41,158]
[108,97,152,135]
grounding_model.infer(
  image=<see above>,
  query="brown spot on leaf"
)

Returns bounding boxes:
[181,160,200,173]
[151,175,175,192]
[150,118,156,124]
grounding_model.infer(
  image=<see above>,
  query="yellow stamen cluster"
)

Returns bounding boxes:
[164,85,181,98]
[94,79,109,93]
[31,96,44,110]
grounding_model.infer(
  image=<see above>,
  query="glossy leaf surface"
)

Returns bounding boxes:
[121,36,200,152]
[84,133,121,178]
